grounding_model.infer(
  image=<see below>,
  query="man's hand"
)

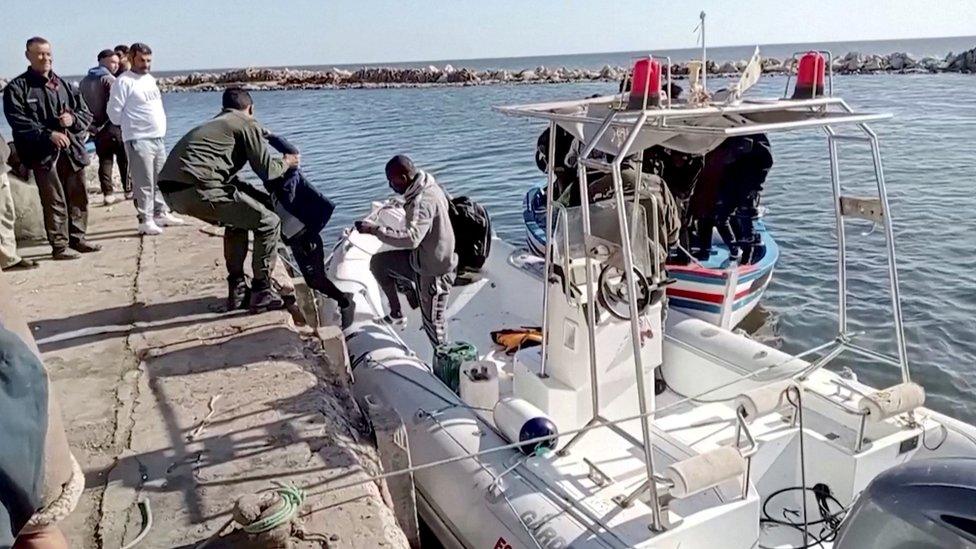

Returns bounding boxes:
[283,154,300,168]
[49,131,70,149]
[58,110,75,128]
[355,220,379,235]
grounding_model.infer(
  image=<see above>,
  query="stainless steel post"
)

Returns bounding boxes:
[611,113,664,531]
[574,111,618,421]
[826,130,848,334]
[576,159,601,418]
[863,129,910,383]
[699,11,707,93]
[540,121,558,378]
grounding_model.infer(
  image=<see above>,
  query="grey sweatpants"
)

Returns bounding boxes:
[370,250,454,347]
[125,138,169,222]
[0,173,22,268]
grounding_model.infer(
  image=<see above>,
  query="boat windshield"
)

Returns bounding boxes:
[552,199,655,278]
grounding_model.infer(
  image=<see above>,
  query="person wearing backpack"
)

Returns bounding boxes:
[355,155,456,347]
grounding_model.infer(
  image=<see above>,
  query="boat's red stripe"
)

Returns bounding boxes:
[667,287,752,304]
[667,263,760,277]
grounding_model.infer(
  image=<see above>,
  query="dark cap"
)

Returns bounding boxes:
[97,49,117,61]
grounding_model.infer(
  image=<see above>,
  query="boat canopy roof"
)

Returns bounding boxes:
[495,94,892,156]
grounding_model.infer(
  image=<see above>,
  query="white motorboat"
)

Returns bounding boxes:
[325,51,976,548]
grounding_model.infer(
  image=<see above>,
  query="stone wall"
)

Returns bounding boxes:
[8,158,106,244]
[146,47,976,93]
[0,48,974,96]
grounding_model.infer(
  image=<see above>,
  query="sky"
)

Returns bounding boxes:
[1,0,974,77]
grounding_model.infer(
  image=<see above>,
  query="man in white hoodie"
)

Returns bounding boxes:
[107,43,183,235]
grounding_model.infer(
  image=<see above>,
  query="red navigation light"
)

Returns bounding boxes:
[792,52,826,99]
[628,58,662,109]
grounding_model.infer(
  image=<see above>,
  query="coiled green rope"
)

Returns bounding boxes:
[242,483,306,534]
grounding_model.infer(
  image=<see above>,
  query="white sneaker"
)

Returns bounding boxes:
[138,220,164,236]
[154,213,186,227]
[103,193,119,205]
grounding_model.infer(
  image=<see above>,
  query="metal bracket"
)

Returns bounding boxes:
[583,458,613,487]
[839,196,884,223]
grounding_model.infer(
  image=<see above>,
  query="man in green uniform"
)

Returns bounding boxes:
[158,88,299,312]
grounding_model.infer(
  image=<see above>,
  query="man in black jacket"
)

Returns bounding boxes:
[3,37,100,260]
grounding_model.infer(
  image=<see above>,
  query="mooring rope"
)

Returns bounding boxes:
[241,483,306,534]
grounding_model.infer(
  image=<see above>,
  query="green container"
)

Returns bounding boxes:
[433,341,478,394]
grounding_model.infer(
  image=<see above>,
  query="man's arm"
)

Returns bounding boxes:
[262,129,299,156]
[242,123,287,182]
[3,85,50,146]
[372,198,434,249]
[106,78,126,126]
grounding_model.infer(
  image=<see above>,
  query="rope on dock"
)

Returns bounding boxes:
[242,484,306,534]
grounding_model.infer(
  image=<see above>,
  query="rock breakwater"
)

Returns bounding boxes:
[0,48,973,94]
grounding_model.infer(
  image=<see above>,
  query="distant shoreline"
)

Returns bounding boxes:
[144,48,975,93]
[0,47,973,95]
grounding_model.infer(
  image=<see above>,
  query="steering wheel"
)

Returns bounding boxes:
[597,264,651,320]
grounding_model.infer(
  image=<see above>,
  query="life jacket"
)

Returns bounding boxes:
[491,327,543,354]
[448,196,492,273]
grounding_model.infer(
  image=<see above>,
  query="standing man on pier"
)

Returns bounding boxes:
[108,42,183,235]
[159,88,298,312]
[80,49,129,206]
[357,155,457,347]
[3,37,100,260]
[113,45,131,77]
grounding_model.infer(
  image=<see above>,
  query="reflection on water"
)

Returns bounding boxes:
[738,304,780,346]
[154,74,976,422]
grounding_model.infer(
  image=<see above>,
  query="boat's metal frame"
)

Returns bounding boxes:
[495,59,910,532]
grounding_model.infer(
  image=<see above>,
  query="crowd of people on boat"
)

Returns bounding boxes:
[534,83,774,268]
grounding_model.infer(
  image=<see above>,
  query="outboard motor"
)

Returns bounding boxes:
[834,458,976,548]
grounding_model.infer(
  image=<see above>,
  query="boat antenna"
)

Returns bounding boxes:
[694,10,707,92]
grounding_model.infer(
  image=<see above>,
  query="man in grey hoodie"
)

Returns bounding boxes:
[357,155,456,347]
[79,49,129,205]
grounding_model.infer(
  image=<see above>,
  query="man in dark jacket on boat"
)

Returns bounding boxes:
[159,88,299,312]
[690,134,772,264]
[356,155,457,347]
[590,156,681,269]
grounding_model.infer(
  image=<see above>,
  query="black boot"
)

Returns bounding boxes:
[716,220,741,263]
[339,292,356,329]
[227,275,249,311]
[248,278,285,313]
[694,220,714,261]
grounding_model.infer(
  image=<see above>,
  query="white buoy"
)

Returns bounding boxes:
[493,397,558,455]
[460,361,499,419]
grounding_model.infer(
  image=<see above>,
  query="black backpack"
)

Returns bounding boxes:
[448,196,492,273]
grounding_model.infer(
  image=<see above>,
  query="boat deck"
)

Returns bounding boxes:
[381,239,961,547]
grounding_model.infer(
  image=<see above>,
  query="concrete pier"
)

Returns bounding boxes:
[3,199,408,548]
